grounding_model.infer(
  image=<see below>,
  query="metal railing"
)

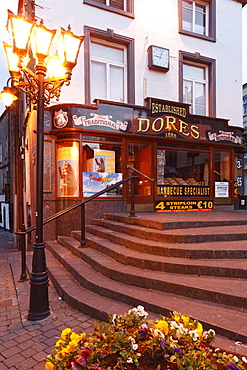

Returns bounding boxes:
[127,165,155,182]
[16,175,139,282]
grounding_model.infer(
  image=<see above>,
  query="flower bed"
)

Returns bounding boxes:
[45,306,247,370]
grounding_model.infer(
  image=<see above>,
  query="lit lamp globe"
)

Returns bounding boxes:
[0,86,17,107]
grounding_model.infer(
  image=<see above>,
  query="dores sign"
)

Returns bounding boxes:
[48,98,243,146]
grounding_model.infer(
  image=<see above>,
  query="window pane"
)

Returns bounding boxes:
[91,61,107,100]
[182,0,193,9]
[182,1,193,32]
[91,43,124,63]
[110,0,124,9]
[110,65,124,102]
[195,82,206,115]
[128,143,151,196]
[184,64,205,80]
[195,3,206,35]
[183,80,193,106]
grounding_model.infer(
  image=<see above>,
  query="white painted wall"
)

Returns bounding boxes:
[35,0,243,127]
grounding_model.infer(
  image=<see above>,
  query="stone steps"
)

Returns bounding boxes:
[83,224,247,260]
[91,218,247,243]
[54,235,247,310]
[45,211,247,346]
[70,230,247,278]
[45,238,247,343]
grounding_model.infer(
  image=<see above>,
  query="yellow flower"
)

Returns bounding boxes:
[45,361,55,370]
[70,332,80,341]
[61,347,70,355]
[61,328,72,339]
[55,339,63,348]
[181,315,190,327]
[155,320,169,335]
[67,340,79,351]
[196,322,203,337]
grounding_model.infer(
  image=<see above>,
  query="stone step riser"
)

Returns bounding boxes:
[92,219,247,244]
[84,226,247,260]
[103,213,247,230]
[84,236,247,279]
[55,237,247,310]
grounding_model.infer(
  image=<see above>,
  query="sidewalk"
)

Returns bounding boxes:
[0,226,96,370]
[0,227,247,369]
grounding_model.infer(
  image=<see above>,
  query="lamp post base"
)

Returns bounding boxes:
[27,242,50,321]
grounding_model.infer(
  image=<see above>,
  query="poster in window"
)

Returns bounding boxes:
[57,146,79,197]
[83,172,122,197]
[215,182,228,198]
[94,149,115,173]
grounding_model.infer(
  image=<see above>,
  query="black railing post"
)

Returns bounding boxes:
[129,174,136,217]
[19,224,28,282]
[80,203,86,247]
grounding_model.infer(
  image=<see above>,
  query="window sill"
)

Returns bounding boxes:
[179,30,216,43]
[83,0,134,18]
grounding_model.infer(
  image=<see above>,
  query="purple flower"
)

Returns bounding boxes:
[160,338,166,349]
[225,364,241,370]
[171,348,184,355]
[138,328,149,336]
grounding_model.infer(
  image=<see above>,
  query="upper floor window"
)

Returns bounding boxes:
[91,41,127,103]
[183,63,208,115]
[84,27,135,105]
[179,0,216,41]
[182,1,208,35]
[84,0,134,18]
[180,51,216,117]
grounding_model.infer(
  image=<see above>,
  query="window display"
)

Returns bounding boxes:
[157,148,210,197]
[82,139,122,197]
[57,142,79,197]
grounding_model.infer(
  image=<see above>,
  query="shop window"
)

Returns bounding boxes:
[214,151,230,198]
[57,142,80,198]
[157,148,210,197]
[84,27,135,105]
[179,51,216,117]
[179,0,216,41]
[83,0,134,17]
[82,140,122,197]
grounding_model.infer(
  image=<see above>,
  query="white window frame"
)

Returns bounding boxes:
[183,62,208,115]
[90,39,127,103]
[182,0,209,36]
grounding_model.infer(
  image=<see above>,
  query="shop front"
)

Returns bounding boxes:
[43,98,244,226]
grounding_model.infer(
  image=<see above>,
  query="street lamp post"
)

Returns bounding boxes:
[2,10,84,320]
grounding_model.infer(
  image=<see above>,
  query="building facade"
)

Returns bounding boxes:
[2,0,247,239]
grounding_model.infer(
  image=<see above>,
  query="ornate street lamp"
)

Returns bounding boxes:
[2,10,84,321]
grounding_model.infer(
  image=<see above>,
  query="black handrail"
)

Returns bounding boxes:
[16,175,139,281]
